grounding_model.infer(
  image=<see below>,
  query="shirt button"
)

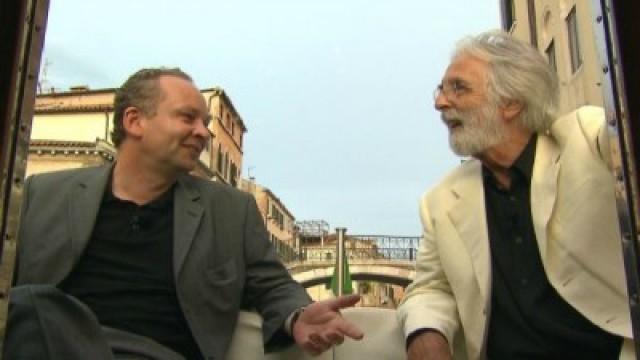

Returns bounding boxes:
[509,195,516,202]
[515,236,523,244]
[521,278,528,286]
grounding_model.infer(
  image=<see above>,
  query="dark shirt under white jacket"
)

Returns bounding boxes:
[398,106,632,359]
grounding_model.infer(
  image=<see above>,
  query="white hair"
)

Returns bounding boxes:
[452,30,560,132]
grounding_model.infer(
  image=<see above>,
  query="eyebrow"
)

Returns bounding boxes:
[445,77,471,86]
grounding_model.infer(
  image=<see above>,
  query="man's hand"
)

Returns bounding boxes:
[407,331,452,360]
[292,294,364,355]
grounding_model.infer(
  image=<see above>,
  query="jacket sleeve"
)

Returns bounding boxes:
[578,106,612,169]
[13,173,37,285]
[397,192,460,351]
[240,195,312,351]
[555,105,611,169]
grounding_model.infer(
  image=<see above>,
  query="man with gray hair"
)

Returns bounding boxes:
[398,30,633,359]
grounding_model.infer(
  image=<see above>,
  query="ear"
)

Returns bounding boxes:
[122,106,145,139]
[500,100,524,123]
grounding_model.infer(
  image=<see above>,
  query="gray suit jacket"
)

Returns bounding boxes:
[14,164,311,360]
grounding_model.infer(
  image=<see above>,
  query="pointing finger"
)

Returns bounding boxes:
[326,294,361,311]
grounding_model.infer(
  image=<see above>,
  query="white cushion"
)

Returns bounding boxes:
[225,308,407,360]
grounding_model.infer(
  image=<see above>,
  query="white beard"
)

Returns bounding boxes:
[441,101,507,156]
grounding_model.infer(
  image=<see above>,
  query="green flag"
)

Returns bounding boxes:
[327,252,353,295]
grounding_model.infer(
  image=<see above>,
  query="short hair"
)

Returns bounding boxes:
[452,30,559,132]
[111,67,193,147]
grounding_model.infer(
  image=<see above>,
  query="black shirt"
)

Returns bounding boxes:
[483,135,621,359]
[59,183,203,359]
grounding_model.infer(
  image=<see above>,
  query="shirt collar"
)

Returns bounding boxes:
[511,134,537,181]
[103,172,175,209]
[482,135,537,184]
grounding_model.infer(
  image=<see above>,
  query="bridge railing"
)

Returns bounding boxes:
[295,246,418,262]
[350,235,421,249]
[273,235,422,263]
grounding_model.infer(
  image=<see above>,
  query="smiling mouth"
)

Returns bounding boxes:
[183,144,203,155]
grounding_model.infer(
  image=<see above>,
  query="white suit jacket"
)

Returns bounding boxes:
[398,106,633,359]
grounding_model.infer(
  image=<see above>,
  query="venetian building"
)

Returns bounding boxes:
[29,85,246,184]
[500,0,604,115]
[239,178,297,258]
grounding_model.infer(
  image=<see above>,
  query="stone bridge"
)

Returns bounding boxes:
[287,258,415,287]
[276,235,421,288]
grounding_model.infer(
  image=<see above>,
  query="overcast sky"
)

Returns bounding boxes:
[41,1,500,235]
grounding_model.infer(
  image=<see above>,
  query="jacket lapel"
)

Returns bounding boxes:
[530,135,560,260]
[69,165,112,262]
[173,176,204,277]
[447,161,492,305]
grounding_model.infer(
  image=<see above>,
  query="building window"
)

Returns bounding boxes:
[546,40,557,72]
[216,145,223,173]
[527,0,537,47]
[566,6,582,73]
[269,204,285,230]
[229,162,237,187]
[223,152,229,180]
[502,0,516,31]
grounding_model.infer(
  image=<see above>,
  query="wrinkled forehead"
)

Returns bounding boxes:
[442,53,490,86]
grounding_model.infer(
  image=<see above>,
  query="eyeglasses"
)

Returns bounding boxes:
[433,80,471,101]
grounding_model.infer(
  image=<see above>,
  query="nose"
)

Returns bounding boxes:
[434,91,451,112]
[194,118,211,141]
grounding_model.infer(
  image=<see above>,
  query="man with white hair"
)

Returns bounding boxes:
[398,30,633,359]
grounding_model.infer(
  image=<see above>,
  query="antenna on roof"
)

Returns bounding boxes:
[38,58,53,94]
